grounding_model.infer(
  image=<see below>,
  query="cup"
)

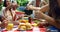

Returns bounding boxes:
[6,23,13,30]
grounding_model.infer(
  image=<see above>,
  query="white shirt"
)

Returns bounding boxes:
[4,10,13,21]
[0,7,12,21]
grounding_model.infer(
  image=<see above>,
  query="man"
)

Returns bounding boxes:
[27,0,49,19]
[16,0,33,17]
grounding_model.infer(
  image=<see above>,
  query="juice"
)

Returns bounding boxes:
[6,23,13,30]
[28,17,32,23]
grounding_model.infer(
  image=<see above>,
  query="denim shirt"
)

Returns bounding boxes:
[49,26,60,32]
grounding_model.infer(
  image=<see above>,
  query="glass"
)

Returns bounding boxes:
[6,23,13,30]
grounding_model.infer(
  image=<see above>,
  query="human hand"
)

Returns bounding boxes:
[26,5,34,10]
[2,20,8,27]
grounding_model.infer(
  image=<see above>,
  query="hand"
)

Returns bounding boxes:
[26,5,34,10]
[6,3,13,10]
[1,20,8,28]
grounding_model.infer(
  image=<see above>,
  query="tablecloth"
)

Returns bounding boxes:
[2,27,46,32]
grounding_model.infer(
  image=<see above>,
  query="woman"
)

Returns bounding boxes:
[3,0,13,21]
[0,0,10,27]
[3,0,19,25]
[38,0,60,31]
[11,2,22,21]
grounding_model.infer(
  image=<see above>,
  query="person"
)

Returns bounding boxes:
[15,0,33,17]
[27,0,49,19]
[3,0,19,25]
[11,2,24,21]
[0,0,7,28]
[3,0,13,21]
[37,0,60,31]
[0,0,19,28]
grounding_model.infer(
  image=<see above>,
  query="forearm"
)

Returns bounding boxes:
[30,6,41,10]
[28,4,49,12]
[39,11,54,22]
[39,11,60,29]
[39,4,49,12]
[27,5,41,10]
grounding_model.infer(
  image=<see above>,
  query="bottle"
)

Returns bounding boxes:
[6,23,14,30]
[28,17,32,23]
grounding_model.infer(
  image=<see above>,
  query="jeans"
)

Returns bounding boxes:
[17,6,25,12]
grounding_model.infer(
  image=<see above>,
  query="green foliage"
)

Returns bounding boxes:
[0,2,3,11]
[16,0,29,6]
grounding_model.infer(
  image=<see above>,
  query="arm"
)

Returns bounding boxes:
[27,4,49,12]
[39,4,49,12]
[5,5,13,11]
[27,0,49,12]
[39,11,60,29]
